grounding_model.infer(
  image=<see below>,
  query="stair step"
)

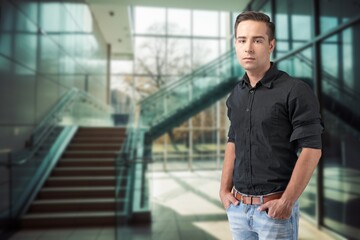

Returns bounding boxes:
[74,133,126,138]
[51,167,115,177]
[77,127,126,133]
[72,136,125,139]
[57,159,115,167]
[71,138,125,144]
[28,198,121,213]
[37,187,117,199]
[62,151,118,159]
[44,176,125,187]
[66,144,122,151]
[21,211,119,228]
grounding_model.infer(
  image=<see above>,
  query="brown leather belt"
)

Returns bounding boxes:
[233,191,283,205]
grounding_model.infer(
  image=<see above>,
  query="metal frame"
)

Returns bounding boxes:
[311,0,324,228]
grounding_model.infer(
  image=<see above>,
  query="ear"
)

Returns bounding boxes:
[269,39,275,53]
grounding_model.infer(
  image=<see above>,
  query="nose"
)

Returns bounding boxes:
[244,42,254,53]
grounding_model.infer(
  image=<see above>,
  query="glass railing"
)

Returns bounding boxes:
[115,102,151,240]
[115,102,137,228]
[0,88,114,236]
[139,50,244,130]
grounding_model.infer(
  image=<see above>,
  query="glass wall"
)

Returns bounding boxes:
[0,0,108,230]
[320,1,360,238]
[320,22,360,240]
[0,0,108,129]
[250,0,360,238]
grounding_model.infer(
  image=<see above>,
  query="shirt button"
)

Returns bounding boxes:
[246,108,249,112]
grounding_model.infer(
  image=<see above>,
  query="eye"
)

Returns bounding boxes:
[254,39,264,44]
[237,39,246,44]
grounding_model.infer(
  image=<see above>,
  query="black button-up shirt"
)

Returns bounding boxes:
[226,64,323,195]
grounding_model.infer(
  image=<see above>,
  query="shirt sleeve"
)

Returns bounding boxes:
[288,81,324,148]
[226,98,235,143]
[297,135,322,149]
[227,126,235,143]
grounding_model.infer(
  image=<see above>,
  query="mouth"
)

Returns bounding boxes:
[243,57,255,62]
[243,57,255,60]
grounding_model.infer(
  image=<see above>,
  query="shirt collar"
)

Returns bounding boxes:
[240,62,278,89]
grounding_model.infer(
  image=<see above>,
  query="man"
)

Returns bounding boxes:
[219,11,323,240]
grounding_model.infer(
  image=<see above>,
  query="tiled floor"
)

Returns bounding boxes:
[9,170,336,240]
[8,227,114,240]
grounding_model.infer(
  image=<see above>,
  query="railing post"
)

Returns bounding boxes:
[164,94,168,116]
[7,152,13,223]
[188,79,193,171]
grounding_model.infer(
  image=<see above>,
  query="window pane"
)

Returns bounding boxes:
[193,10,218,37]
[112,60,133,74]
[166,38,191,75]
[134,36,166,77]
[134,7,166,34]
[192,39,219,69]
[220,12,229,37]
[167,9,191,35]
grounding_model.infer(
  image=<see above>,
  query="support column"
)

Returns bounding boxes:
[312,0,324,228]
[106,44,111,104]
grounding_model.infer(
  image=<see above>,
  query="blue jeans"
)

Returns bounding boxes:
[226,201,299,240]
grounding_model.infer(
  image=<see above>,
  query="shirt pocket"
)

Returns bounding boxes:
[256,104,280,140]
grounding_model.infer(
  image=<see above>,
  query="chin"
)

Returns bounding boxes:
[241,64,257,71]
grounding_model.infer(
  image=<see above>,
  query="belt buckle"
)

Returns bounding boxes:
[260,195,264,204]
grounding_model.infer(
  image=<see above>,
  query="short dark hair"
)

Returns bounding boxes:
[234,11,275,41]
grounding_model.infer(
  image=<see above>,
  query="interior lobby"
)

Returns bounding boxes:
[1,0,359,239]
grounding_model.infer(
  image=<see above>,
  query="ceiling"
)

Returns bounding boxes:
[85,0,250,60]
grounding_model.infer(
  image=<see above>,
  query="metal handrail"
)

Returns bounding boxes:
[78,90,113,113]
[115,99,138,225]
[29,88,78,147]
[8,88,113,167]
[8,89,79,167]
[294,53,359,100]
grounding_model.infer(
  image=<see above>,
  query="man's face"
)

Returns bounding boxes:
[235,20,275,74]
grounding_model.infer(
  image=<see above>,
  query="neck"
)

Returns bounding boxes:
[246,63,271,87]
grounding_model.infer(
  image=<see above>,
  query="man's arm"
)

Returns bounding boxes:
[219,142,239,209]
[258,147,321,219]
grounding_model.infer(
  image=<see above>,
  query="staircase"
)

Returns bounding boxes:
[21,127,126,228]
[140,50,244,140]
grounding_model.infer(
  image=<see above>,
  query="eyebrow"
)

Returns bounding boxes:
[236,36,266,39]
